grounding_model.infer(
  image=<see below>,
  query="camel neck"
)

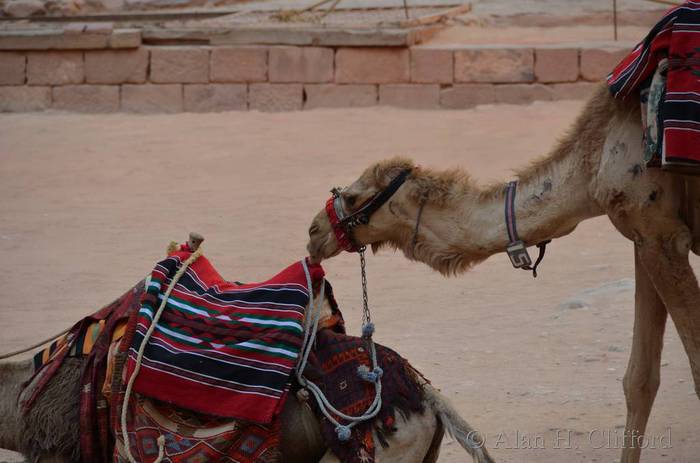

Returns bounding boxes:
[410,151,605,275]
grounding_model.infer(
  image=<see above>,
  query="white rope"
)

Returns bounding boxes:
[296,259,383,440]
[120,248,203,463]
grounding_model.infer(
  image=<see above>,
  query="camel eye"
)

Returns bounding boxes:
[343,193,358,209]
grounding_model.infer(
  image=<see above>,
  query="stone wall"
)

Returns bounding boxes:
[0,40,631,112]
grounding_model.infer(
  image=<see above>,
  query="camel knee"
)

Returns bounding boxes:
[623,368,660,411]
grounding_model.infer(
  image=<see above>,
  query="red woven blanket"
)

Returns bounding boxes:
[114,394,280,463]
[608,1,700,172]
[127,251,324,423]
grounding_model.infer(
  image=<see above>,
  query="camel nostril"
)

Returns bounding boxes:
[309,224,320,236]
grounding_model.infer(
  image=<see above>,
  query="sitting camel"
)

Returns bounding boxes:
[0,284,494,463]
[306,83,700,463]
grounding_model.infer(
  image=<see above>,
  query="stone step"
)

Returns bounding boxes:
[0,41,632,112]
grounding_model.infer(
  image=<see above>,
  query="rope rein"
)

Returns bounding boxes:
[120,247,203,463]
[0,327,72,360]
[296,251,383,441]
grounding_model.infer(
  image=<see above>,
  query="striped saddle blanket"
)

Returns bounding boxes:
[608,0,700,173]
[127,250,325,424]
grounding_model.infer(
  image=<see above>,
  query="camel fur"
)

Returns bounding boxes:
[307,83,700,463]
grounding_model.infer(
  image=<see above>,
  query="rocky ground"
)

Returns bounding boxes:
[0,98,698,462]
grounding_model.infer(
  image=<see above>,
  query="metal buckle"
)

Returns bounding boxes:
[506,240,532,269]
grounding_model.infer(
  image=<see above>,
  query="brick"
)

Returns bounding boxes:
[249,83,302,112]
[304,84,376,109]
[335,48,409,84]
[379,84,439,109]
[0,86,51,112]
[85,49,148,84]
[52,85,119,112]
[535,48,578,83]
[269,47,333,83]
[455,48,534,83]
[211,47,267,83]
[109,29,141,49]
[580,48,629,81]
[150,47,209,84]
[494,83,553,105]
[184,84,247,112]
[27,51,83,85]
[550,82,601,101]
[440,84,495,109]
[0,52,25,85]
[121,84,182,113]
[410,48,452,84]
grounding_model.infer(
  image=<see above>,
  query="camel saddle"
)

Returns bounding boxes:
[22,252,425,463]
[608,0,700,174]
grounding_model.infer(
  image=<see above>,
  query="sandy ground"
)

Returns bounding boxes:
[1,101,699,463]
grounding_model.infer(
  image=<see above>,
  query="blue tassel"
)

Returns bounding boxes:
[336,425,352,441]
[362,322,375,338]
[357,365,383,383]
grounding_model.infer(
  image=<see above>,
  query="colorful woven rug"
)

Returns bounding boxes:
[127,250,325,423]
[608,1,700,173]
[114,394,280,463]
[303,287,427,463]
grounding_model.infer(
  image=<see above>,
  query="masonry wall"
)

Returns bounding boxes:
[0,42,631,113]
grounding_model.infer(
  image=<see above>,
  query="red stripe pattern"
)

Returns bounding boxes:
[608,1,700,170]
[127,252,324,423]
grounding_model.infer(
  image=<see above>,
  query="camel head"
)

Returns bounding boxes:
[307,157,481,274]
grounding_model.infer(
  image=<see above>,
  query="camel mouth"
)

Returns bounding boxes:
[307,233,342,262]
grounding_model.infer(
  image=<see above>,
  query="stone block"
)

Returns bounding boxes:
[335,48,409,84]
[535,48,579,83]
[109,29,141,48]
[455,48,534,83]
[121,84,182,113]
[379,84,439,109]
[248,83,302,112]
[85,49,148,84]
[184,84,247,112]
[0,52,25,84]
[580,47,629,81]
[494,83,554,104]
[27,51,83,85]
[550,81,601,100]
[440,84,495,109]
[410,48,452,84]
[210,47,267,83]
[269,46,333,83]
[304,84,376,109]
[0,85,50,111]
[52,84,119,112]
[150,47,209,84]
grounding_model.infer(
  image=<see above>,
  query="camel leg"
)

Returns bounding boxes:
[687,176,700,256]
[635,226,700,398]
[620,248,667,463]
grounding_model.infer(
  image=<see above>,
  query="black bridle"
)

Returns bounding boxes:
[504,181,551,278]
[326,168,413,253]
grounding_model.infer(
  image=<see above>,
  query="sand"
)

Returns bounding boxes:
[1,101,698,462]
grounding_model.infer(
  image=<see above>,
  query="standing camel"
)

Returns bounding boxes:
[0,288,493,463]
[306,83,700,463]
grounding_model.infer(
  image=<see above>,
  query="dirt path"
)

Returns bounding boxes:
[0,101,698,462]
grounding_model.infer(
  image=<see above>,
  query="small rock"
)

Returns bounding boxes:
[608,345,624,352]
[559,299,589,310]
[3,0,45,16]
